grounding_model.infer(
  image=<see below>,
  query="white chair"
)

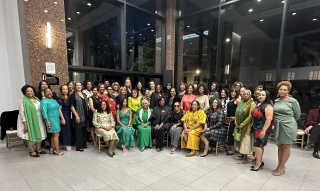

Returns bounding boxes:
[296,129,306,149]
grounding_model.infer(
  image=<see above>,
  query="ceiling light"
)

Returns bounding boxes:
[76,12,80,14]
[44,10,48,13]
[87,2,91,6]
[131,37,133,38]
[187,25,190,28]
[68,41,71,43]
[139,34,142,36]
[313,18,317,21]
[190,43,192,45]
[61,19,64,22]
[24,0,28,1]
[155,11,158,14]
[257,0,261,2]
[248,9,253,13]
[260,19,264,22]
[151,29,154,32]
[68,17,71,20]
[54,2,57,4]
[226,38,230,42]
[281,1,285,3]
[147,23,150,26]
[292,12,296,15]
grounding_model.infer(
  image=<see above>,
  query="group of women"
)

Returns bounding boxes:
[17,79,301,177]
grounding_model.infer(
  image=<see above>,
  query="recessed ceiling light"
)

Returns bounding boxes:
[151,29,154,32]
[313,18,317,21]
[54,2,58,4]
[44,10,48,13]
[187,25,190,28]
[68,17,71,20]
[68,41,71,43]
[190,43,193,45]
[292,12,296,15]
[248,8,253,13]
[155,11,158,14]
[257,0,261,2]
[76,12,80,14]
[131,37,133,38]
[226,38,230,42]
[24,0,28,1]
[87,2,91,6]
[260,19,264,22]
[281,0,285,3]
[139,34,142,36]
[147,23,150,26]
[61,19,64,22]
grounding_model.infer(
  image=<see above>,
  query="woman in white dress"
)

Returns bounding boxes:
[93,100,119,157]
[17,85,47,157]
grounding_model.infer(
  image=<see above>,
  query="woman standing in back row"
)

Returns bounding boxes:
[272,81,301,176]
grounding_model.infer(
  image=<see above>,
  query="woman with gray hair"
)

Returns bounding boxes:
[136,99,153,152]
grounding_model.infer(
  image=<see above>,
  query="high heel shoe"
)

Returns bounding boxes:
[35,149,47,154]
[53,149,63,156]
[107,152,113,158]
[250,162,264,169]
[48,148,54,154]
[250,162,264,171]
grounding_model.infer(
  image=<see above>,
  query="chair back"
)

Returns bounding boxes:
[0,110,19,140]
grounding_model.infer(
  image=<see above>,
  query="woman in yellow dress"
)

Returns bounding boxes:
[128,89,141,129]
[181,100,207,157]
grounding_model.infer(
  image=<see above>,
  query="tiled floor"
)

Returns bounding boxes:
[0,140,319,191]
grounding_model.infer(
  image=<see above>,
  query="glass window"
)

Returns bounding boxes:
[177,9,219,84]
[178,0,220,16]
[282,0,320,113]
[126,6,163,73]
[66,31,74,65]
[127,0,164,16]
[65,0,121,69]
[220,0,283,90]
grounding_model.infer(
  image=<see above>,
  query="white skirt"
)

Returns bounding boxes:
[239,134,252,155]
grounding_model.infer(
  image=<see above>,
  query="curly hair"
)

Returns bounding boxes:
[21,84,36,95]
[277,81,292,91]
[97,100,110,114]
[196,84,209,95]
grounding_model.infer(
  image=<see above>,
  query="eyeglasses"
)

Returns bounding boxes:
[174,105,180,107]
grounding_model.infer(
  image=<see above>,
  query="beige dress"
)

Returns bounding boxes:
[92,111,118,141]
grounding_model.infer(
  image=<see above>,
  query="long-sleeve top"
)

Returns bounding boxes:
[195,95,210,113]
[151,106,171,126]
[207,110,225,130]
[92,112,115,128]
[170,109,184,126]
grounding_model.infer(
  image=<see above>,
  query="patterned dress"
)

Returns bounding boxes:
[203,110,226,142]
[92,112,119,141]
[40,98,61,133]
[251,105,270,147]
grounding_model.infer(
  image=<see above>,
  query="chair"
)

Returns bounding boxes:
[0,110,21,149]
[95,134,107,152]
[163,131,169,147]
[296,129,306,149]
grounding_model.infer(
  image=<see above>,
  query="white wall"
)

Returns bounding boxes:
[0,0,26,113]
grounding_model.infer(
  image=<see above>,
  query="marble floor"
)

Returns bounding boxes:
[0,140,319,191]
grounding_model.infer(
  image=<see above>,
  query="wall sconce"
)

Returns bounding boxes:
[46,22,52,48]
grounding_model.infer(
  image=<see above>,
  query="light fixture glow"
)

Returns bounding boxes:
[87,2,91,6]
[147,23,150,26]
[46,22,52,49]
[226,38,230,42]
[281,0,285,3]
[248,9,253,13]
[257,0,261,2]
[196,69,200,75]
[260,19,264,22]
[292,12,296,15]
[68,17,71,20]
[151,29,154,32]
[54,2,58,4]
[187,25,190,28]
[76,11,80,14]
[44,10,48,13]
[313,18,317,21]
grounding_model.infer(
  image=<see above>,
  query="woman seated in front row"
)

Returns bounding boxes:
[170,101,185,154]
[92,100,119,157]
[181,100,207,157]
[151,97,171,152]
[200,98,226,157]
[136,99,153,152]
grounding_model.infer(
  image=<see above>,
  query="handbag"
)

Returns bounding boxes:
[233,129,241,141]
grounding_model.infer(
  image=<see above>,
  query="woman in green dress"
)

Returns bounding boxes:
[234,89,256,164]
[136,99,153,152]
[116,98,135,152]
[272,81,301,176]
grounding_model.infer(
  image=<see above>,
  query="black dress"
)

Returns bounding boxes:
[226,100,237,146]
[88,96,101,127]
[57,97,73,145]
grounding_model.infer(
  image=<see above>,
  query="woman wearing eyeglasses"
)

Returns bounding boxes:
[169,101,185,154]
